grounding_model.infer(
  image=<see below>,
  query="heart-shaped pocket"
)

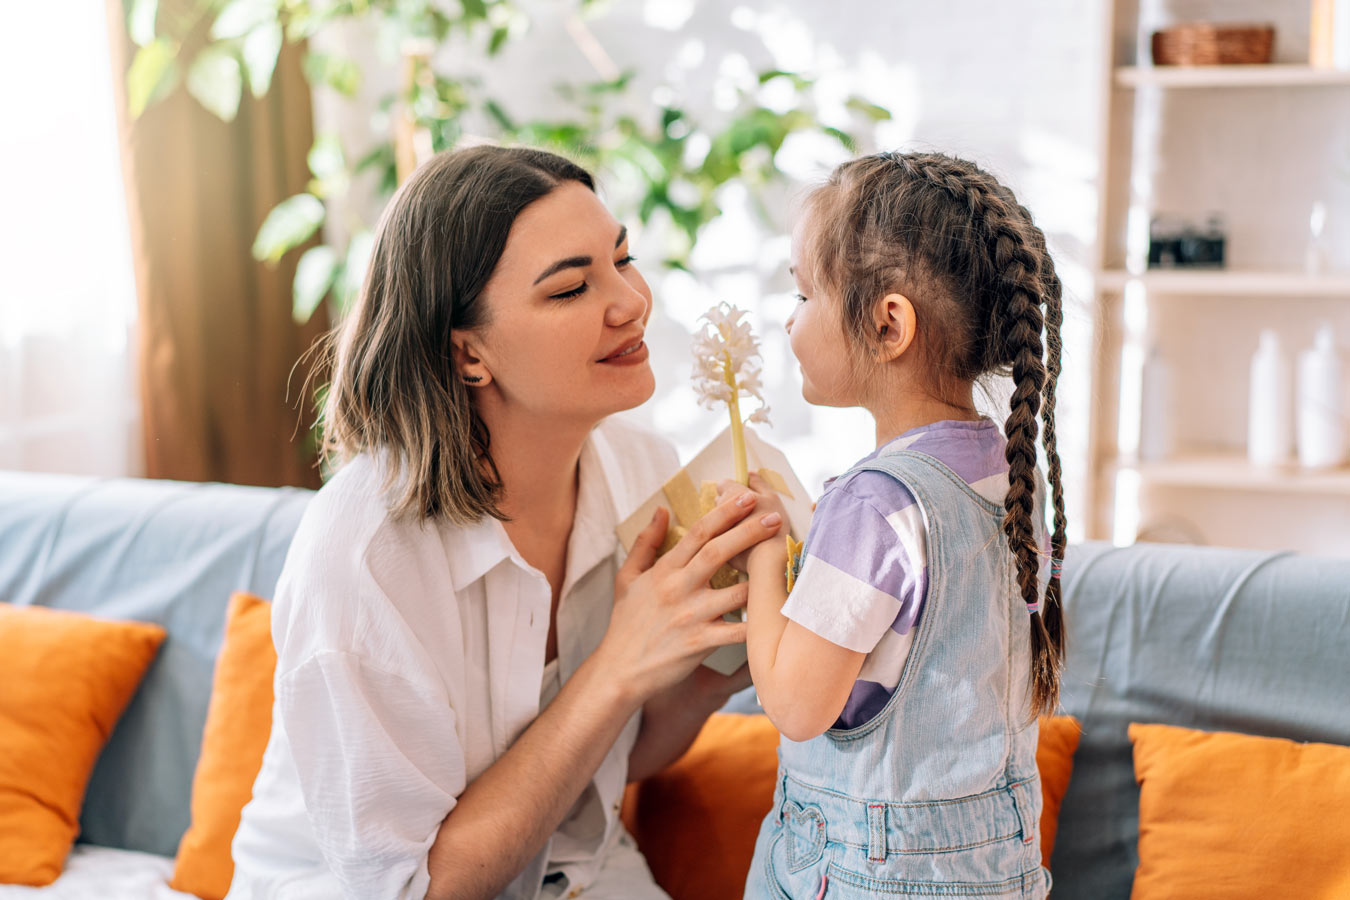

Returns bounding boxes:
[782,800,827,873]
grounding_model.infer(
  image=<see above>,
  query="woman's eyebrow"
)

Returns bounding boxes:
[531,226,630,286]
[534,255,591,285]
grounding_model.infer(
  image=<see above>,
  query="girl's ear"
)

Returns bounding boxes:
[450,330,492,387]
[877,293,917,362]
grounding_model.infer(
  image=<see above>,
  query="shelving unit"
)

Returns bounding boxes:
[1096,269,1350,297]
[1089,1,1350,558]
[1116,63,1350,88]
[1116,453,1350,496]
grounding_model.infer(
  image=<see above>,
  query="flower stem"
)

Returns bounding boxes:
[723,350,749,485]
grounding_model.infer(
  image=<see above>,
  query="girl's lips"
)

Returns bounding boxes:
[598,340,649,366]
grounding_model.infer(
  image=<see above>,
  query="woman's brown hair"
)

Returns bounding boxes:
[318,145,595,523]
[802,151,1068,715]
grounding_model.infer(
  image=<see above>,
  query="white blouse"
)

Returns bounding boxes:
[226,416,678,900]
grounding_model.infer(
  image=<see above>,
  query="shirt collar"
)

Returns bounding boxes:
[441,427,620,594]
[822,417,998,489]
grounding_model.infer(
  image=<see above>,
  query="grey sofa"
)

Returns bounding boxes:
[1,470,1347,898]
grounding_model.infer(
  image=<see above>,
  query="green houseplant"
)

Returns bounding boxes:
[124,0,891,326]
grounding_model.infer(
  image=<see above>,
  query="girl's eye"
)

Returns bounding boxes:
[550,283,588,300]
[794,292,809,303]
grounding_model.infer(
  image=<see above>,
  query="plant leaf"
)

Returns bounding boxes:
[187,47,243,122]
[487,25,510,55]
[252,193,326,263]
[293,245,338,324]
[211,0,276,40]
[242,22,283,97]
[306,133,349,197]
[845,96,892,121]
[127,0,159,47]
[335,230,375,314]
[127,38,180,118]
[302,50,361,96]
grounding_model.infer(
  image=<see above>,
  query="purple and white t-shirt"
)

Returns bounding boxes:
[780,418,1049,731]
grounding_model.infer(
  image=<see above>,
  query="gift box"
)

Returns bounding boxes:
[616,424,814,675]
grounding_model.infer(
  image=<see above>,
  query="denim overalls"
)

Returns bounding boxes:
[745,449,1051,899]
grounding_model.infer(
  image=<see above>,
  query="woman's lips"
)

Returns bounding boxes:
[598,340,649,365]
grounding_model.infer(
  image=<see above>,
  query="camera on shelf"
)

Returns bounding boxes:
[1148,214,1227,269]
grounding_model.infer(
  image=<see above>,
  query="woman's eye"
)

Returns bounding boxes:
[616,254,636,268]
[550,283,588,300]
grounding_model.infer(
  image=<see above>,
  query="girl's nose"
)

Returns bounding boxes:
[785,308,797,334]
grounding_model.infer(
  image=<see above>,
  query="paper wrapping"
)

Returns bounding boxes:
[616,424,815,675]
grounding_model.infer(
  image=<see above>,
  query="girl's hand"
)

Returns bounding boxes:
[715,474,790,572]
[597,493,782,705]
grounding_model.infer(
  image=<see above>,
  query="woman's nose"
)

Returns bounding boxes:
[606,278,650,326]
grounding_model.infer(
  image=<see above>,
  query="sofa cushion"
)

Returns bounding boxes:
[0,472,311,857]
[1035,713,1080,865]
[620,713,1080,900]
[1054,542,1350,900]
[1130,722,1350,899]
[0,604,166,886]
[171,594,276,900]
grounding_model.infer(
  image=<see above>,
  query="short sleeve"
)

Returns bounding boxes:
[281,651,467,900]
[780,472,927,654]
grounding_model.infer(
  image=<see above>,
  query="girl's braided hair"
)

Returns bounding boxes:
[801,151,1068,715]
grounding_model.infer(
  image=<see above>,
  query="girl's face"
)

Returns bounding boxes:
[462,181,656,426]
[786,218,861,408]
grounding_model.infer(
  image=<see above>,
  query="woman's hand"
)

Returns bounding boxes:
[597,491,782,705]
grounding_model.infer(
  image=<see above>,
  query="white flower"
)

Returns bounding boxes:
[691,302,771,424]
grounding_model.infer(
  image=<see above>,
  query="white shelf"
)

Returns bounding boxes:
[1119,454,1350,497]
[1096,269,1350,298]
[1116,64,1350,89]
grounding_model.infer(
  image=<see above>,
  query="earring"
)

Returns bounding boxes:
[463,375,483,384]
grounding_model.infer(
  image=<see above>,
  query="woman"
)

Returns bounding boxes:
[226,146,781,900]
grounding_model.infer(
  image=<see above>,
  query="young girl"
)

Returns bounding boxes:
[738,151,1066,899]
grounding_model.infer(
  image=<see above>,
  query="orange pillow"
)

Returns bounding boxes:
[171,593,277,900]
[1036,713,1081,867]
[1130,722,1350,899]
[623,713,779,900]
[622,713,1079,900]
[0,603,166,886]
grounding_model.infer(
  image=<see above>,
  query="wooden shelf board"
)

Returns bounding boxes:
[1096,269,1350,298]
[1116,65,1350,89]
[1116,454,1350,496]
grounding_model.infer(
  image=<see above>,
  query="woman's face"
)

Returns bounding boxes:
[785,217,860,408]
[463,181,656,426]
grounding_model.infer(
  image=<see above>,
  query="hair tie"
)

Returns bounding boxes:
[1050,558,1063,579]
[1026,600,1041,614]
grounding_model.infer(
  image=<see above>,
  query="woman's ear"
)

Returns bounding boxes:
[450,331,491,387]
[877,293,917,362]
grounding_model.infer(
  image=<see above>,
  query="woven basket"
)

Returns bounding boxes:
[1151,23,1275,66]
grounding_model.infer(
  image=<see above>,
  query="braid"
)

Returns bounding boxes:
[897,155,1064,715]
[1019,205,1068,709]
[989,209,1060,716]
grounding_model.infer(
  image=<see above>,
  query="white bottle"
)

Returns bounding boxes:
[1139,344,1174,462]
[1248,330,1294,467]
[1297,324,1345,469]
